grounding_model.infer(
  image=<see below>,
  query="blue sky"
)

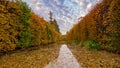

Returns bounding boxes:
[23,0,101,35]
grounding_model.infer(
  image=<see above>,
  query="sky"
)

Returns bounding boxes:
[23,0,101,35]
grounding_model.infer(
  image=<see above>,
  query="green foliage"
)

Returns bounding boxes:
[69,40,80,45]
[85,41,101,50]
[17,32,32,48]
[46,25,51,40]
[17,1,32,48]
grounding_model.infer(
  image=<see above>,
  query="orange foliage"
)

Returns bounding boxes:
[66,0,120,53]
[0,0,61,52]
[31,13,61,45]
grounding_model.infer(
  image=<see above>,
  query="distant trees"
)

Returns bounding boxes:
[49,11,53,22]
[66,0,120,53]
[49,11,60,33]
[51,19,60,33]
[30,13,61,45]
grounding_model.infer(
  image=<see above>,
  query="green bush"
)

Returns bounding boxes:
[17,32,32,48]
[71,40,80,45]
[85,41,101,50]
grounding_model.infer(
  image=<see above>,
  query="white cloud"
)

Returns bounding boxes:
[79,2,84,6]
[36,6,40,10]
[31,0,37,4]
[23,0,101,35]
[36,2,41,6]
[87,3,92,10]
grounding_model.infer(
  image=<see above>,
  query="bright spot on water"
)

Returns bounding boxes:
[45,44,81,68]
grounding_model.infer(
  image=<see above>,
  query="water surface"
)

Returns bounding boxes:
[45,44,81,68]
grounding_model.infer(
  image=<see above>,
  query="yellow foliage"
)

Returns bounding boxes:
[31,13,61,45]
[66,0,120,53]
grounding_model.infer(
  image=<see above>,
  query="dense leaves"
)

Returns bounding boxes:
[66,0,120,53]
[17,1,32,48]
[0,0,61,52]
[0,0,22,51]
[31,13,61,45]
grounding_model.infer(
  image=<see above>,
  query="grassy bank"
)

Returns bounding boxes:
[67,44,120,68]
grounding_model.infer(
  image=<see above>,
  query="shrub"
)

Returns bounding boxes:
[17,32,32,48]
[85,41,101,50]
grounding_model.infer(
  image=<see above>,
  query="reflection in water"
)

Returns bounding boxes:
[45,44,81,68]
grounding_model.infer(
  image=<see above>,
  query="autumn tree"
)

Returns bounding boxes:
[49,11,60,33]
[105,0,120,52]
[0,0,22,51]
[66,0,120,53]
[50,19,60,33]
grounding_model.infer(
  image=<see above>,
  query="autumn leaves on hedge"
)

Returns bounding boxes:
[0,0,61,52]
[66,0,120,53]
